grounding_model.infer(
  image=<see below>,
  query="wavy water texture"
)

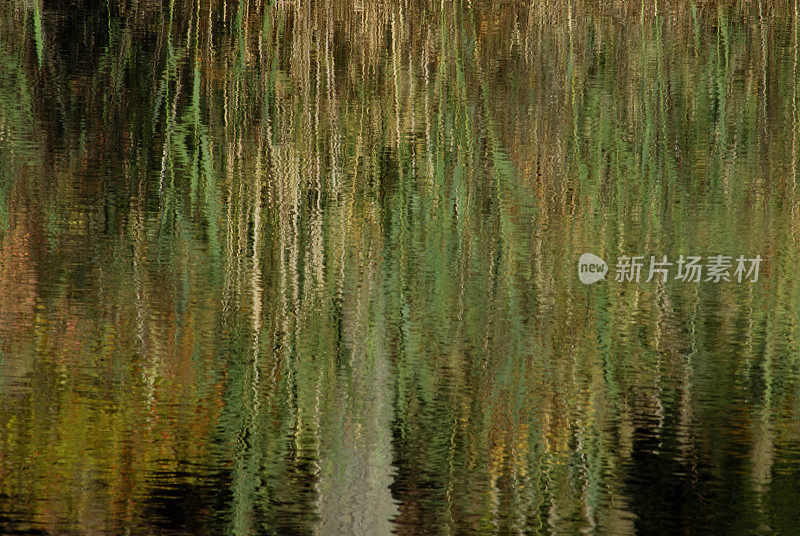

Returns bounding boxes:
[1,1,800,535]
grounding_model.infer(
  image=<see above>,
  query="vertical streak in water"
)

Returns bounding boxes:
[31,0,42,67]
[326,0,340,192]
[230,146,265,536]
[424,38,433,183]
[759,1,768,150]
[392,6,402,153]
[222,137,236,317]
[131,180,159,430]
[751,311,774,519]
[677,284,699,464]
[307,10,326,503]
[159,0,178,196]
[792,2,798,233]
[312,8,324,292]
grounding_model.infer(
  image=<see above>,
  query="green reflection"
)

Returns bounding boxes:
[1,1,800,535]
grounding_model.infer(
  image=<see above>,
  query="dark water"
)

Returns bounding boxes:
[2,1,800,534]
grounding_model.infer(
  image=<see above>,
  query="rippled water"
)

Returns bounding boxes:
[2,1,800,534]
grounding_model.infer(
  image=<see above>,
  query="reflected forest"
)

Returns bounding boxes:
[2,0,800,535]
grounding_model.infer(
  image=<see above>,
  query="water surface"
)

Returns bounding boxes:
[2,1,800,534]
